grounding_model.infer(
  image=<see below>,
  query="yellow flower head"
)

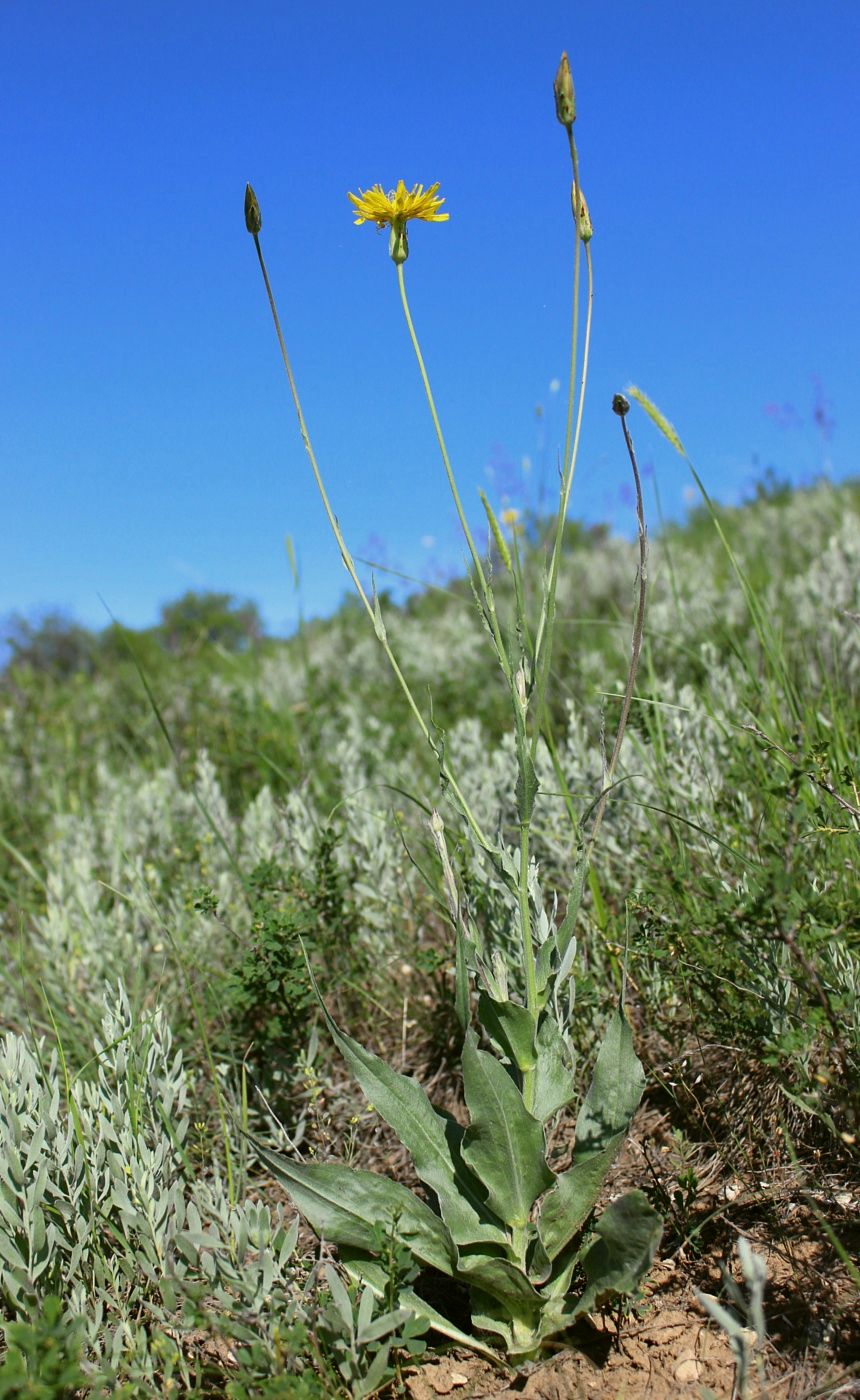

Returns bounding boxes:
[348,181,449,264]
[348,180,449,228]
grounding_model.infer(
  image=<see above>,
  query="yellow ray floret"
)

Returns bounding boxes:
[348,180,449,228]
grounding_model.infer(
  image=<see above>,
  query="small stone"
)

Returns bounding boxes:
[673,1356,700,1383]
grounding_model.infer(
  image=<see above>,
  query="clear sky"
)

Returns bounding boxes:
[4,1,858,634]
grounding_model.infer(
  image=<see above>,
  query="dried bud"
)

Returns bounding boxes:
[612,393,630,417]
[244,183,262,235]
[571,184,593,242]
[515,664,529,711]
[554,52,576,126]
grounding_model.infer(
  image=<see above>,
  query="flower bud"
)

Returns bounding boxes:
[515,664,529,711]
[612,393,630,417]
[554,52,576,126]
[389,222,409,264]
[244,183,262,235]
[571,184,592,242]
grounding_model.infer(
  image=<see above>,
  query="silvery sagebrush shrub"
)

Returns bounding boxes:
[315,1259,428,1399]
[1,712,421,1039]
[0,983,308,1386]
[244,52,663,1363]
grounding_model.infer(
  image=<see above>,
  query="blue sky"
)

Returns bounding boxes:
[4,0,858,634]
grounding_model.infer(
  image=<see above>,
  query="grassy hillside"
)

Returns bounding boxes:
[0,476,858,1394]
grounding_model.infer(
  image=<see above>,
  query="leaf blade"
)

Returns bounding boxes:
[538,1007,645,1260]
[255,1149,456,1277]
[303,953,507,1247]
[460,1031,553,1227]
[573,1191,662,1317]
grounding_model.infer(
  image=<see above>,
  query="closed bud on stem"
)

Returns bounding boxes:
[244,183,262,235]
[572,184,593,242]
[612,393,630,417]
[515,664,529,711]
[554,52,576,126]
[389,221,409,264]
[430,809,445,836]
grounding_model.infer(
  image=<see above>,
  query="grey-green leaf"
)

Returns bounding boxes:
[573,1191,662,1317]
[303,955,506,1247]
[515,749,540,825]
[573,1008,645,1159]
[454,920,471,1033]
[538,1007,645,1260]
[460,1031,552,1227]
[530,1015,576,1123]
[458,1252,542,1307]
[538,1141,621,1262]
[255,1148,456,1277]
[477,993,537,1072]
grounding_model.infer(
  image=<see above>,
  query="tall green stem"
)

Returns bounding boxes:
[559,133,583,549]
[518,817,538,1114]
[585,404,648,859]
[531,129,593,756]
[396,264,513,688]
[250,232,491,854]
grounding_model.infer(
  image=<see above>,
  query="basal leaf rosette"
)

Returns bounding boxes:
[257,967,661,1364]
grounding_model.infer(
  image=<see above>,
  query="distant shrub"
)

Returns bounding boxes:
[1,611,96,679]
[157,589,263,654]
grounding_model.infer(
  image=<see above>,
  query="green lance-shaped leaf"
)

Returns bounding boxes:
[468,1293,516,1350]
[454,918,471,1034]
[479,491,513,573]
[538,1007,645,1260]
[303,952,506,1247]
[530,1015,576,1123]
[254,1149,457,1278]
[477,992,537,1073]
[573,1007,645,1158]
[460,1030,553,1228]
[573,1191,662,1317]
[555,856,587,968]
[515,746,539,825]
[458,1251,543,1308]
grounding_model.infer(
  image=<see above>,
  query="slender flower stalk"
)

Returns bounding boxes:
[348,180,512,684]
[586,394,648,857]
[389,228,538,1028]
[395,264,513,688]
[244,183,490,854]
[530,87,594,756]
[531,239,594,753]
[349,180,545,1031]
